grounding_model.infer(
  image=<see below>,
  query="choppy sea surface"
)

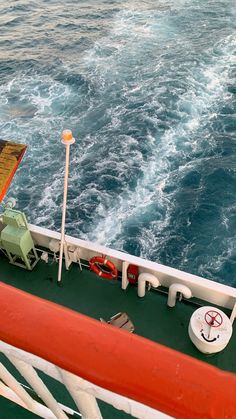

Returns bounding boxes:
[0,0,235,285]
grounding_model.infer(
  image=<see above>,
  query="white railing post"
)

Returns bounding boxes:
[0,362,34,410]
[230,301,236,324]
[0,381,61,419]
[6,355,69,419]
[122,261,129,290]
[59,369,103,419]
[58,129,75,284]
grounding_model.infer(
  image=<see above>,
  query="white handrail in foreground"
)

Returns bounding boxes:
[0,341,170,419]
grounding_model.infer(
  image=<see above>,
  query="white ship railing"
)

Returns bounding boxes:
[0,282,236,419]
[29,223,236,317]
[0,340,170,419]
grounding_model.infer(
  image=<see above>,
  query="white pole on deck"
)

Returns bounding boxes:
[57,129,75,284]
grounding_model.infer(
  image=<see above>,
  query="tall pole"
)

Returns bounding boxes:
[57,130,75,284]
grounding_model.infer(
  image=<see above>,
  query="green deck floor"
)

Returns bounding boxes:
[1,253,236,418]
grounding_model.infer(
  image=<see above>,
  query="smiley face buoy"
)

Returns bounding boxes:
[188,306,232,354]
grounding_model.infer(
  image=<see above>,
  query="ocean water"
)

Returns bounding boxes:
[0,0,235,285]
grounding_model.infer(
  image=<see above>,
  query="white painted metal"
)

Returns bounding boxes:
[0,381,58,419]
[0,381,81,419]
[49,239,60,253]
[0,341,172,418]
[41,251,49,263]
[230,301,236,324]
[59,369,102,419]
[188,306,233,354]
[138,273,161,297]
[0,362,34,409]
[122,261,129,290]
[27,223,236,309]
[64,244,82,271]
[6,355,69,419]
[63,242,71,270]
[58,130,75,284]
[167,283,192,307]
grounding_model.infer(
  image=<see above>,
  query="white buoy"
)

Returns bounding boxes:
[188,306,232,354]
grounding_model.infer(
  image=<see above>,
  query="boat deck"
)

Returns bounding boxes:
[1,252,236,418]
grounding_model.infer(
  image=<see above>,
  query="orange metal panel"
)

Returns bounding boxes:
[0,282,236,418]
[0,140,27,202]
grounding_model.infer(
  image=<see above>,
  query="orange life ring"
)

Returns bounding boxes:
[89,256,118,280]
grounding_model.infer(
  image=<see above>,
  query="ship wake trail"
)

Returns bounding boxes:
[77,8,235,280]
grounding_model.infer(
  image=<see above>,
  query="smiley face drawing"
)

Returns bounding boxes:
[188,306,233,354]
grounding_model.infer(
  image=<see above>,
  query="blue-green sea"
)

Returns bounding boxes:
[0,0,235,285]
